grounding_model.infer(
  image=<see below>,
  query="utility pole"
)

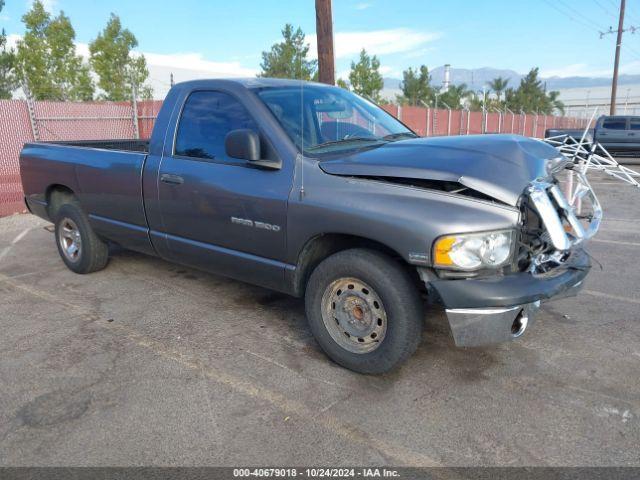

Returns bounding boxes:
[130,73,140,140]
[315,0,335,85]
[610,0,626,115]
[170,73,175,88]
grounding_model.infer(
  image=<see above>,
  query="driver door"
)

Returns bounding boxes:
[155,90,291,289]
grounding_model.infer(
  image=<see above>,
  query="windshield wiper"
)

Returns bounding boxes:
[383,132,419,141]
[307,136,386,152]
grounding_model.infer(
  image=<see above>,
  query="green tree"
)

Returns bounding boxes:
[438,83,471,108]
[505,68,563,114]
[46,11,94,100]
[348,49,384,102]
[488,76,509,103]
[89,13,152,101]
[15,1,52,98]
[396,65,434,106]
[336,78,349,90]
[15,1,94,100]
[259,24,317,80]
[0,0,16,99]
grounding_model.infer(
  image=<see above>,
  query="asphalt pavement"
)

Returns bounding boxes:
[0,171,638,466]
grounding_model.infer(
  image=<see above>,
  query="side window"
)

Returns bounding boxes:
[174,91,258,160]
[629,119,640,131]
[602,119,627,130]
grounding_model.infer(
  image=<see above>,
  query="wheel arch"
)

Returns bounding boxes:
[46,184,77,219]
[288,233,419,297]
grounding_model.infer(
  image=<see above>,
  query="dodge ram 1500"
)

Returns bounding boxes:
[20,79,601,373]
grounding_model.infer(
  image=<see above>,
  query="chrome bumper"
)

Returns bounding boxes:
[446,301,541,347]
[444,263,586,347]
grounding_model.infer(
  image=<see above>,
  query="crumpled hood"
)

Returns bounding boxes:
[319,134,564,206]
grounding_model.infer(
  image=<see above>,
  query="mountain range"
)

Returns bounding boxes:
[383,66,640,92]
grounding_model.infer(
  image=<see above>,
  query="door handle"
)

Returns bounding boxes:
[160,173,184,185]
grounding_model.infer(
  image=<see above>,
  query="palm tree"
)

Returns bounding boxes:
[489,76,509,103]
[439,83,472,108]
[546,90,565,115]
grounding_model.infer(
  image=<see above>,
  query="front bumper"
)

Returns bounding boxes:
[429,248,590,347]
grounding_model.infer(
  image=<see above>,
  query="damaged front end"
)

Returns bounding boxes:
[431,165,602,347]
[518,170,602,274]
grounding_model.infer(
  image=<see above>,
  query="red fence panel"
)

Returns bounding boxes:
[399,106,427,137]
[0,100,33,216]
[34,101,136,141]
[0,99,589,217]
[381,104,398,118]
[137,100,163,139]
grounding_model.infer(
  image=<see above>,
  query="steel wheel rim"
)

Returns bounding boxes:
[58,218,82,263]
[321,277,388,354]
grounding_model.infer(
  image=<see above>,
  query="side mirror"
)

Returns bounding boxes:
[225,129,261,161]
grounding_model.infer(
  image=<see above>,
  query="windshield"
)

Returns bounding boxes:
[254,84,415,156]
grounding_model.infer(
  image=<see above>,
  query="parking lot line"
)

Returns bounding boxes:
[584,289,640,305]
[0,271,442,468]
[592,238,640,247]
[599,217,640,222]
[0,228,31,263]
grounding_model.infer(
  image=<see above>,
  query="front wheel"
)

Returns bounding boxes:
[305,249,423,374]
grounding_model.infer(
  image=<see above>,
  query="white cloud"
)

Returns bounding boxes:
[141,51,257,77]
[355,2,372,10]
[540,63,605,78]
[308,28,440,60]
[335,69,351,82]
[378,65,402,78]
[403,47,435,59]
[6,34,21,49]
[541,61,640,78]
[620,61,640,75]
[540,62,640,78]
[8,34,257,78]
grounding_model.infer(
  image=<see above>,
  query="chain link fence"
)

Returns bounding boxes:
[0,98,586,217]
[0,98,162,216]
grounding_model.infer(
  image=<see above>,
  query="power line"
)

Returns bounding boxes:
[623,44,640,61]
[593,0,619,20]
[557,0,607,29]
[623,0,640,23]
[541,0,603,32]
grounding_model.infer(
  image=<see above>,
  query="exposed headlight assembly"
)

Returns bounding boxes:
[433,230,515,271]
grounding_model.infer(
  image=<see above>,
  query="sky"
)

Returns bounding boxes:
[3,0,640,93]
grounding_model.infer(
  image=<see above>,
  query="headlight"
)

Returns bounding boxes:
[433,230,515,270]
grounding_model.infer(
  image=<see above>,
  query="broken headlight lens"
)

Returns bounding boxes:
[433,230,515,270]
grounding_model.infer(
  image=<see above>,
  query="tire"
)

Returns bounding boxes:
[54,202,109,274]
[305,248,423,374]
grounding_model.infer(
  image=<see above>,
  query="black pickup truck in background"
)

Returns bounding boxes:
[546,115,640,158]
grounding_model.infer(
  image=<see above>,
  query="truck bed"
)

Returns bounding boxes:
[20,140,150,252]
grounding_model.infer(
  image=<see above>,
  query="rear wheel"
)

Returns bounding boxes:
[305,249,423,374]
[54,202,109,274]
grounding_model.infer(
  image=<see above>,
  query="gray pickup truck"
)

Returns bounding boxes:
[546,115,640,157]
[20,79,601,373]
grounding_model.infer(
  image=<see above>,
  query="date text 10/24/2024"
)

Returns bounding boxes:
[233,468,400,478]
